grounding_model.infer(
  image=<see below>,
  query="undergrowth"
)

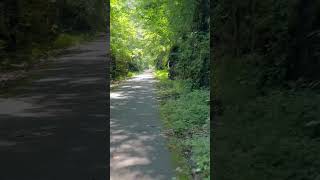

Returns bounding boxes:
[155,70,210,180]
[52,33,94,49]
[1,33,96,72]
[213,57,320,180]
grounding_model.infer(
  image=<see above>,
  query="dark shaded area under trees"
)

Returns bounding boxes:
[165,0,210,88]
[212,0,320,179]
[0,0,106,73]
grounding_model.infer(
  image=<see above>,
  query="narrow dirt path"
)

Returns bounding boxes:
[0,35,108,180]
[110,70,174,180]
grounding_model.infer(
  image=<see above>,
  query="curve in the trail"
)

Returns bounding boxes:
[110,70,174,180]
[0,35,108,180]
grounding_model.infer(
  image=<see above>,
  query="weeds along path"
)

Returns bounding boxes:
[0,35,108,180]
[110,70,174,180]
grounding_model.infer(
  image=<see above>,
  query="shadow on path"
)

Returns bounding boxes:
[110,71,174,180]
[0,36,108,180]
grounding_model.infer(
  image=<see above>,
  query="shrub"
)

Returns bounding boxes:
[214,88,320,180]
[185,135,210,179]
[156,70,210,179]
[161,90,209,135]
[52,33,83,49]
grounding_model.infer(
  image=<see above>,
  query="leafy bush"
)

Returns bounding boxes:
[214,87,320,180]
[155,71,193,100]
[52,34,83,49]
[31,48,44,59]
[185,135,210,179]
[155,70,168,81]
[175,32,210,88]
[155,70,210,179]
[161,90,209,135]
[57,0,106,32]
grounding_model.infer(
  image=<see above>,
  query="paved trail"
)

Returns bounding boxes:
[0,35,108,180]
[110,70,174,180]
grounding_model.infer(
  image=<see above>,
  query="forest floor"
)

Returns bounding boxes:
[0,35,108,180]
[110,70,175,180]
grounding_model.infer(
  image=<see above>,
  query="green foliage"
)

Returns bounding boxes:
[214,57,260,107]
[213,0,320,83]
[214,88,320,180]
[110,0,209,87]
[127,71,138,78]
[31,48,45,60]
[175,32,210,87]
[0,0,106,71]
[53,34,78,49]
[156,79,192,100]
[110,0,149,79]
[111,0,210,177]
[154,70,168,81]
[185,136,210,179]
[57,0,106,32]
[155,70,210,179]
[52,33,86,49]
[161,90,209,135]
[213,1,320,179]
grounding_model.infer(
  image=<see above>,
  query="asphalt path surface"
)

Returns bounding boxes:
[110,70,174,180]
[0,35,108,180]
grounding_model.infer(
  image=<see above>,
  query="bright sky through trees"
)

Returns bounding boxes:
[110,0,197,79]
[111,0,210,178]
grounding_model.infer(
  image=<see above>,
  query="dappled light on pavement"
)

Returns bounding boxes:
[0,37,108,179]
[111,70,174,180]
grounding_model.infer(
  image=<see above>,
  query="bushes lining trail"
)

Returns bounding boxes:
[155,70,210,180]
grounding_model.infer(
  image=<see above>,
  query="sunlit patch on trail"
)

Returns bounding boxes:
[110,92,129,99]
[110,71,174,179]
[69,77,103,84]
[34,77,71,83]
[112,154,151,169]
[127,71,157,83]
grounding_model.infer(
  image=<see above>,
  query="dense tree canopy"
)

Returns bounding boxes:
[111,0,209,88]
[213,0,320,85]
[111,1,210,178]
